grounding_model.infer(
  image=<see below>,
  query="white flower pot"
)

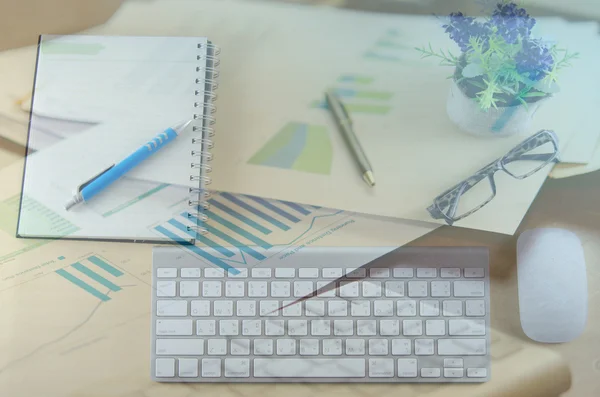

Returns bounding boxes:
[446,80,546,138]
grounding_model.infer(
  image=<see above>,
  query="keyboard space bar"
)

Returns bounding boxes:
[254,359,365,378]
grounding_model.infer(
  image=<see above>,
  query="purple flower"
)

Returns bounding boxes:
[443,12,491,52]
[515,39,554,81]
[491,2,536,43]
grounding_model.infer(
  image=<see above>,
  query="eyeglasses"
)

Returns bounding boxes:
[427,129,560,226]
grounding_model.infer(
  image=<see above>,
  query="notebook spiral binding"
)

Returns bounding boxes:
[187,42,221,236]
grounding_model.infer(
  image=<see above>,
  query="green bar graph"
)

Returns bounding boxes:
[87,256,124,277]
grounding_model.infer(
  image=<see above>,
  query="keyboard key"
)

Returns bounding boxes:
[254,339,273,355]
[294,281,314,298]
[393,268,414,278]
[420,300,440,316]
[334,320,354,336]
[328,300,348,316]
[248,281,267,297]
[408,281,428,297]
[374,300,394,316]
[270,281,291,298]
[260,300,279,317]
[236,301,256,316]
[157,268,177,278]
[156,300,187,316]
[369,358,395,377]
[443,300,463,316]
[391,339,411,355]
[156,339,204,355]
[254,358,365,377]
[322,268,343,278]
[227,268,248,278]
[181,268,201,278]
[362,281,382,297]
[156,281,176,297]
[282,300,302,316]
[275,268,295,278]
[155,358,175,377]
[191,300,211,316]
[346,268,366,278]
[368,339,389,355]
[449,319,486,336]
[402,320,422,336]
[397,300,417,316]
[466,300,486,316]
[441,268,461,278]
[224,358,250,377]
[415,339,434,355]
[379,319,400,336]
[202,281,221,297]
[311,320,331,336]
[178,358,198,377]
[252,268,272,278]
[299,339,319,355]
[467,368,488,378]
[219,319,239,336]
[370,268,390,278]
[265,319,285,336]
[431,281,451,297]
[214,301,233,316]
[316,281,336,297]
[444,358,464,368]
[277,339,297,355]
[299,268,319,278]
[464,268,485,278]
[323,339,343,355]
[196,320,216,336]
[340,281,359,297]
[225,281,245,297]
[346,339,365,355]
[207,339,227,355]
[305,300,325,316]
[426,320,446,336]
[357,320,377,336]
[417,268,436,278]
[397,358,418,377]
[421,368,441,378]
[454,281,485,297]
[156,319,192,336]
[204,268,225,278]
[180,281,200,297]
[384,281,404,297]
[351,300,371,316]
[444,368,464,378]
[201,358,221,377]
[242,319,261,336]
[288,320,308,336]
[438,339,486,355]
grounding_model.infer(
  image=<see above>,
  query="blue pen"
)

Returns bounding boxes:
[64,120,192,211]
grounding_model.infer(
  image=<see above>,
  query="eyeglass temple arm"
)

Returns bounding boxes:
[514,153,558,162]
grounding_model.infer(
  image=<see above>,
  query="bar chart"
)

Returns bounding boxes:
[55,255,124,301]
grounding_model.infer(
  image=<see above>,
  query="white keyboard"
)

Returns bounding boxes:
[151,246,490,383]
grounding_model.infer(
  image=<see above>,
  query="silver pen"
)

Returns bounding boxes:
[325,89,376,187]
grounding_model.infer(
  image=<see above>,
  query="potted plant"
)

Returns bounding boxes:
[416,0,578,137]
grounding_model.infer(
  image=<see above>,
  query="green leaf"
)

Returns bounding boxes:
[462,63,485,78]
[522,91,549,98]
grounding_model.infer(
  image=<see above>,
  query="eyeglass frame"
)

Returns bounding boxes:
[427,129,560,226]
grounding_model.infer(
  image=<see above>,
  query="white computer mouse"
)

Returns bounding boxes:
[517,228,588,343]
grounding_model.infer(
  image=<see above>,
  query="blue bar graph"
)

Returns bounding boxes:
[167,219,235,257]
[72,262,121,292]
[88,255,124,277]
[184,212,266,261]
[206,210,272,250]
[280,200,311,215]
[209,199,272,235]
[221,193,290,231]
[155,225,239,274]
[244,195,301,223]
[56,269,111,302]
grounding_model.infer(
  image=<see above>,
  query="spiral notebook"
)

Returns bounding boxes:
[16,35,219,242]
